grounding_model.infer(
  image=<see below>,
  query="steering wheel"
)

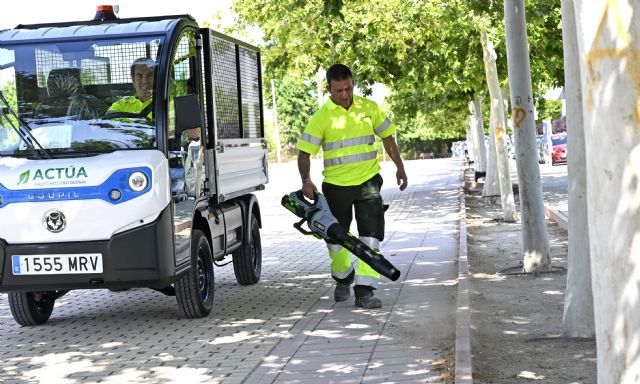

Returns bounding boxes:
[102,110,152,120]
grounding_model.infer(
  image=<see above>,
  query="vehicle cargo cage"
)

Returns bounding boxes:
[202,29,265,143]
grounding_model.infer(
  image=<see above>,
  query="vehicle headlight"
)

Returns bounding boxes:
[128,171,148,192]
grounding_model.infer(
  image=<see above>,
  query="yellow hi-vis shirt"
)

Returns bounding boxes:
[108,96,153,119]
[297,95,395,186]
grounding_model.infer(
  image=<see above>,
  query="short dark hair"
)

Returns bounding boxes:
[130,57,157,78]
[326,64,352,84]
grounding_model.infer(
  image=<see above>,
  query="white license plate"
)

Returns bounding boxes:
[12,254,103,275]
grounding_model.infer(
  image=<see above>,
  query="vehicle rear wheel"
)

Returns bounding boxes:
[175,229,214,318]
[8,291,56,326]
[233,213,262,285]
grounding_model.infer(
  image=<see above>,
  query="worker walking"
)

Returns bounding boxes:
[297,64,408,309]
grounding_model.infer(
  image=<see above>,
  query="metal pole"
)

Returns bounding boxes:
[317,69,325,108]
[271,79,282,163]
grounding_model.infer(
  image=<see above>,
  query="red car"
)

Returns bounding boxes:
[550,133,567,165]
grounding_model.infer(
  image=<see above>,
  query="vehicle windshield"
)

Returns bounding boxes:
[551,135,567,146]
[0,36,163,157]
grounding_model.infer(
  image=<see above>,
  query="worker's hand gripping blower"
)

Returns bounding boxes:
[281,190,401,281]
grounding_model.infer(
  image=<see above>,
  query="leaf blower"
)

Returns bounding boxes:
[281,190,401,281]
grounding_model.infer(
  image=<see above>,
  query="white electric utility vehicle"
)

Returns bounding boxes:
[0,8,268,325]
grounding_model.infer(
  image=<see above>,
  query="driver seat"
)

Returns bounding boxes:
[45,68,103,120]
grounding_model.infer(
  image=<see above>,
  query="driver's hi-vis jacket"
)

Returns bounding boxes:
[108,96,153,119]
[297,95,395,186]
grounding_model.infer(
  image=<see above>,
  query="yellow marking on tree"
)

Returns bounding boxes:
[513,108,526,129]
[585,0,640,123]
[495,127,505,141]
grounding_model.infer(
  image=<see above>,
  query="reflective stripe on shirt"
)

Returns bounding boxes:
[324,150,377,167]
[323,135,375,151]
[301,132,322,146]
[374,118,391,135]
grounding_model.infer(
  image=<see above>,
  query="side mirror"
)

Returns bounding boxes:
[174,94,203,139]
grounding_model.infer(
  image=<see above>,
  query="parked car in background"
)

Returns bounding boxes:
[550,132,568,165]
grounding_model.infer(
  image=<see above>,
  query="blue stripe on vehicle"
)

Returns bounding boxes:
[0,167,152,208]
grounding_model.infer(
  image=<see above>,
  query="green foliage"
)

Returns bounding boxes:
[536,98,563,122]
[232,0,564,144]
[1,80,17,109]
[270,77,317,148]
[0,80,19,147]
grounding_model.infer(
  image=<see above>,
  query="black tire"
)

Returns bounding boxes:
[8,291,56,326]
[233,213,262,285]
[175,229,214,318]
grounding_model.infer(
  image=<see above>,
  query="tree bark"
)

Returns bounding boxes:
[574,1,640,381]
[504,0,550,271]
[481,30,517,222]
[483,91,500,198]
[466,113,476,163]
[560,0,594,338]
[483,104,500,198]
[271,79,282,163]
[469,102,487,172]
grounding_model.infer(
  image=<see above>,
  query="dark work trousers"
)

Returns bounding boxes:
[322,173,385,242]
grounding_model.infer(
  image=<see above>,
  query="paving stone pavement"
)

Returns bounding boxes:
[0,159,461,384]
[538,164,568,217]
[506,159,568,219]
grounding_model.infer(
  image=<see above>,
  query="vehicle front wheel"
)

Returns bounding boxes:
[8,291,56,326]
[175,229,214,318]
[233,213,262,285]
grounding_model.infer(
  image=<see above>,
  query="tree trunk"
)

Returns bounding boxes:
[504,0,550,271]
[471,98,487,174]
[483,106,500,198]
[574,1,640,381]
[316,69,325,108]
[483,91,500,198]
[501,85,511,140]
[481,30,517,222]
[271,79,282,163]
[466,114,476,164]
[560,0,594,338]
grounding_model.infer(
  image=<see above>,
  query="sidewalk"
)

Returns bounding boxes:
[539,164,569,229]
[0,159,462,384]
[246,159,461,383]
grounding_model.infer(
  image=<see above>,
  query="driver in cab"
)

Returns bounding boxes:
[107,57,155,119]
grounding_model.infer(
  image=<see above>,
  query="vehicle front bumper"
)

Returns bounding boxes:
[0,204,175,291]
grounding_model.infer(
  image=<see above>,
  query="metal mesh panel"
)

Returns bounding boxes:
[209,36,240,139]
[80,58,110,84]
[173,38,191,82]
[34,50,64,87]
[34,40,159,87]
[93,41,159,84]
[239,47,261,139]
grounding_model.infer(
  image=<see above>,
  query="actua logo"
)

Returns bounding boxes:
[17,166,88,185]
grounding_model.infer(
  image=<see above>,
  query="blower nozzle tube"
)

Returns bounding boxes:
[282,190,401,281]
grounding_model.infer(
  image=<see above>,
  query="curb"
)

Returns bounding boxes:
[455,185,473,383]
[544,205,568,230]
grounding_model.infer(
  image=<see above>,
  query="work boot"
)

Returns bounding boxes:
[334,281,351,302]
[354,285,382,309]
[333,271,354,302]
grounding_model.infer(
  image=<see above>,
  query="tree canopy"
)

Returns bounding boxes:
[270,77,318,148]
[230,0,563,146]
